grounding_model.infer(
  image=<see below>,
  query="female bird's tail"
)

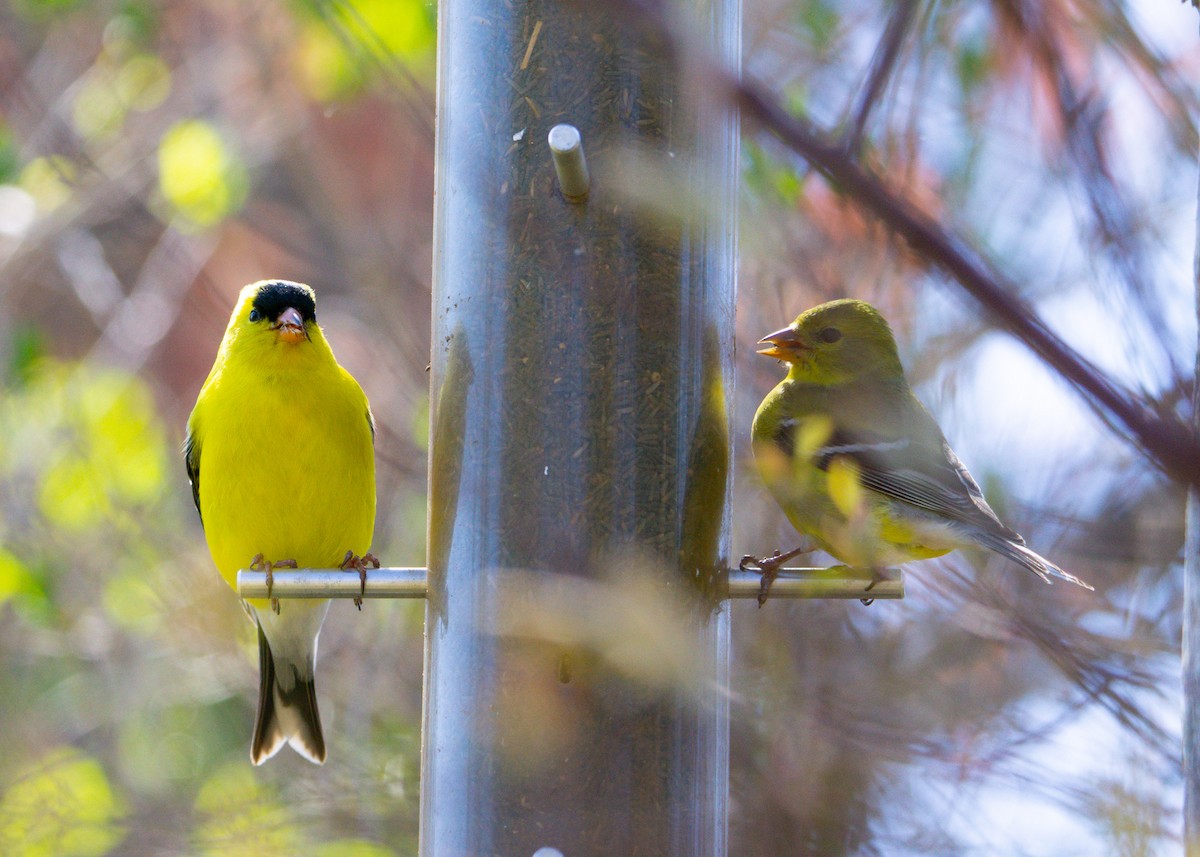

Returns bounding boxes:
[251,601,331,765]
[973,532,1094,591]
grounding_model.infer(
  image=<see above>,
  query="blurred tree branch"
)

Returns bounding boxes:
[608,0,1200,489]
[840,0,918,155]
[992,0,1187,388]
[1183,6,1200,851]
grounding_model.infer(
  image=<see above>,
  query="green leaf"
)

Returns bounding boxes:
[0,748,127,857]
[157,120,248,229]
[193,763,302,857]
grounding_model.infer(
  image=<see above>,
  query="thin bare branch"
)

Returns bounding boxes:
[994,0,1185,388]
[1183,7,1200,842]
[841,0,920,154]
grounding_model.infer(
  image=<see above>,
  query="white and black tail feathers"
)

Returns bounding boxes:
[250,601,330,765]
[972,531,1093,591]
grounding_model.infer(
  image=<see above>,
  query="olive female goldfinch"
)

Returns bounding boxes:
[186,280,376,764]
[745,299,1091,599]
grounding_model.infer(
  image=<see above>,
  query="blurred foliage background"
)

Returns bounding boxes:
[0,0,1197,854]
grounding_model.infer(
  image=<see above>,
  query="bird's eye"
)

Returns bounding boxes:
[818,327,842,343]
[248,309,262,323]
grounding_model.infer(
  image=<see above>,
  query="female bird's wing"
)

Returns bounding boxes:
[821,428,1019,539]
[779,385,1023,543]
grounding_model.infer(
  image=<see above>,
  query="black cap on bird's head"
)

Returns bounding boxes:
[246,280,317,344]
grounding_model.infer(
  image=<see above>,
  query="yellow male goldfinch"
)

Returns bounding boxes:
[185,280,376,764]
[744,299,1092,602]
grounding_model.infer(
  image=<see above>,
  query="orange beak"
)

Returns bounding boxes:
[756,326,807,360]
[272,307,308,343]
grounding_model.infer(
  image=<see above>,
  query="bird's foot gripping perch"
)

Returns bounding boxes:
[249,554,299,614]
[860,566,890,606]
[340,551,381,610]
[739,544,811,607]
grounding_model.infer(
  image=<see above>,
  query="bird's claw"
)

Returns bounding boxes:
[740,550,790,608]
[741,543,813,607]
[249,554,297,614]
[340,551,379,610]
[859,566,887,606]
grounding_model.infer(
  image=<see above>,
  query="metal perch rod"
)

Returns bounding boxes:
[726,566,903,600]
[237,567,903,601]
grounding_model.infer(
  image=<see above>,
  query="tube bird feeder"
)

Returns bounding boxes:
[421,1,740,854]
